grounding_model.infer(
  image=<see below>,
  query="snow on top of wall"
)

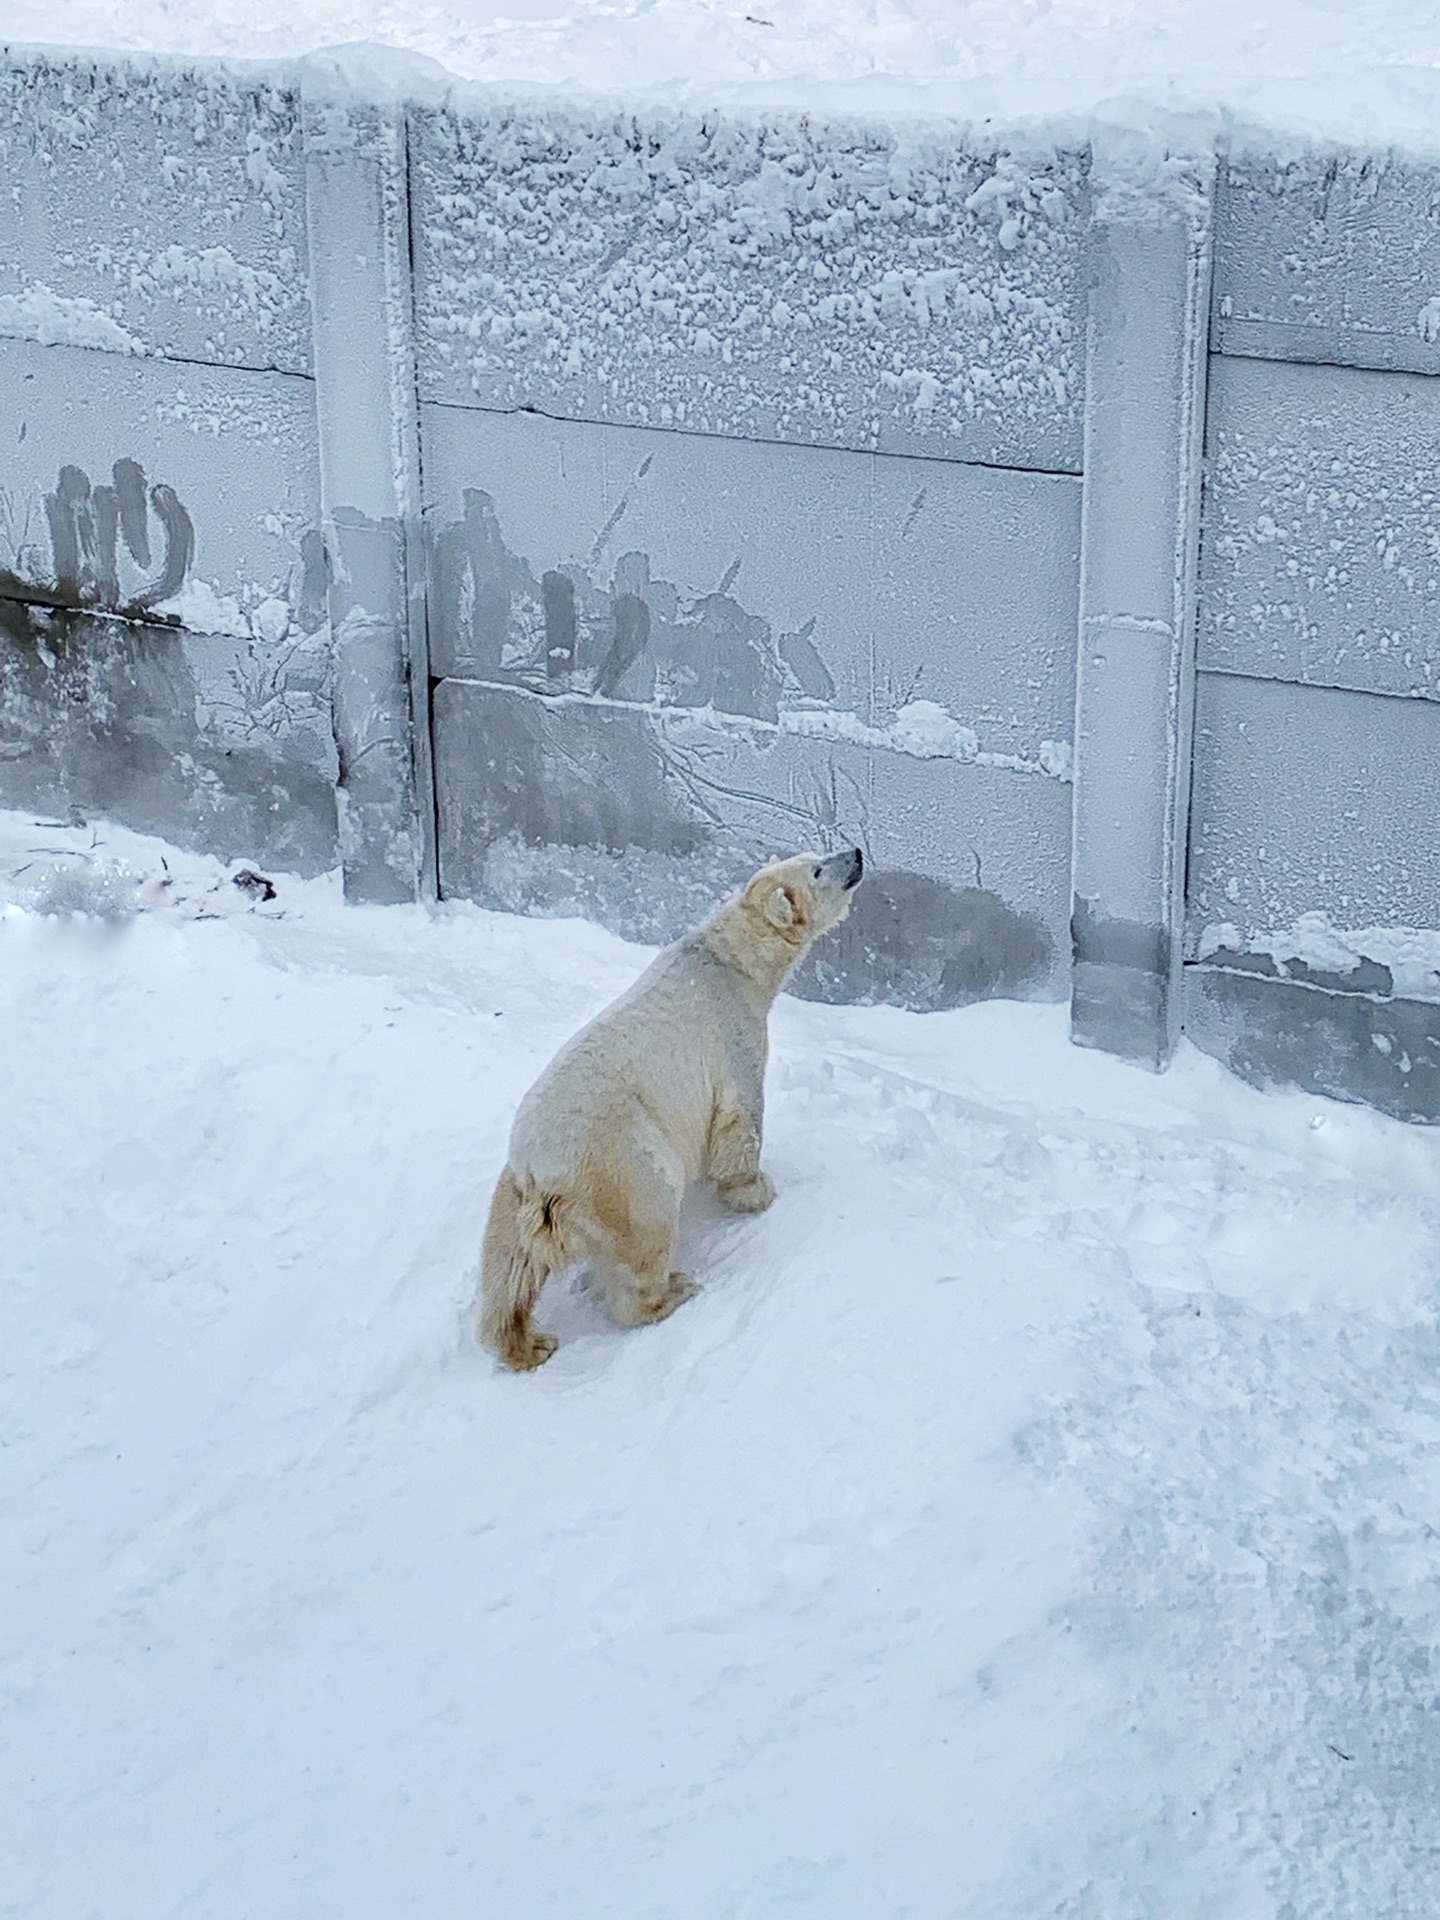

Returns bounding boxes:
[783,698,1073,781]
[0,281,148,354]
[415,104,1085,469]
[8,0,1440,161]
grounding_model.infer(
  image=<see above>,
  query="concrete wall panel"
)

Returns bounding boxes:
[1186,964,1440,1124]
[0,51,311,373]
[0,336,334,870]
[1187,671,1440,941]
[0,336,321,627]
[422,402,1079,762]
[0,607,337,873]
[422,399,1077,1009]
[1200,356,1440,700]
[433,677,1070,1009]
[412,104,1087,472]
[1213,155,1440,376]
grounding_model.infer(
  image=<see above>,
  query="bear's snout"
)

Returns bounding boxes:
[820,847,864,891]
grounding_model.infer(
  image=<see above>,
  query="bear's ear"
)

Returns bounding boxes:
[763,883,798,931]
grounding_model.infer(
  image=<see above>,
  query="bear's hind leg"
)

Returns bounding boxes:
[584,1120,698,1331]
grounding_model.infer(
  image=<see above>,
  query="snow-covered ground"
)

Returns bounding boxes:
[5,807,1440,1918]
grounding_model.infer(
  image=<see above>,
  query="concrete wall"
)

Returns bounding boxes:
[412,102,1085,1009]
[1,46,1436,1118]
[1188,157,1440,1122]
[0,53,336,873]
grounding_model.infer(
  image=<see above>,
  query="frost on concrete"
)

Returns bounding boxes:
[425,472,1073,776]
[1187,674,1440,945]
[1200,356,1440,702]
[783,696,1071,779]
[1214,151,1440,373]
[0,51,311,371]
[413,104,1087,472]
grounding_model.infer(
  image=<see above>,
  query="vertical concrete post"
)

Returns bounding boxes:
[303,81,435,903]
[1070,153,1214,1067]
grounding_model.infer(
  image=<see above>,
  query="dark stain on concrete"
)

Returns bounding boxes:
[595,591,651,696]
[434,682,1053,1012]
[541,569,578,681]
[1072,893,1170,977]
[1186,962,1440,1124]
[427,489,1060,1013]
[433,678,707,871]
[1070,893,1176,1067]
[35,460,194,620]
[778,616,835,702]
[792,866,1053,1012]
[1202,940,1397,999]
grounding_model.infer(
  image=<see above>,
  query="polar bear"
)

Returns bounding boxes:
[479,847,864,1370]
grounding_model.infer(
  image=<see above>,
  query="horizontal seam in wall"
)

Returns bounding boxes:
[1196,664,1440,709]
[1184,958,1440,1013]
[0,587,218,635]
[0,336,313,382]
[1208,342,1440,379]
[419,395,1082,481]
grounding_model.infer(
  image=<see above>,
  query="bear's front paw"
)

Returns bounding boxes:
[719,1171,776,1214]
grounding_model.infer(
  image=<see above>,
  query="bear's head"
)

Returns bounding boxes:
[710,847,864,992]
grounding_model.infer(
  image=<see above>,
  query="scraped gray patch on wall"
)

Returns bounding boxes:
[470,836,1053,1013]
[791,867,1053,1012]
[0,442,337,872]
[1186,964,1440,1125]
[0,598,336,873]
[429,487,808,722]
[1,457,195,622]
[430,486,858,930]
[472,835,757,949]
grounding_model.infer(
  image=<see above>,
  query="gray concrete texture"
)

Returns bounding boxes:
[1188,672,1440,938]
[1,45,1438,1116]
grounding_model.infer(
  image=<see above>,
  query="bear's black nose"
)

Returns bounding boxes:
[843,847,864,889]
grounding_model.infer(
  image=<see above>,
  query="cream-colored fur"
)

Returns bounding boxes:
[478,848,864,1370]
